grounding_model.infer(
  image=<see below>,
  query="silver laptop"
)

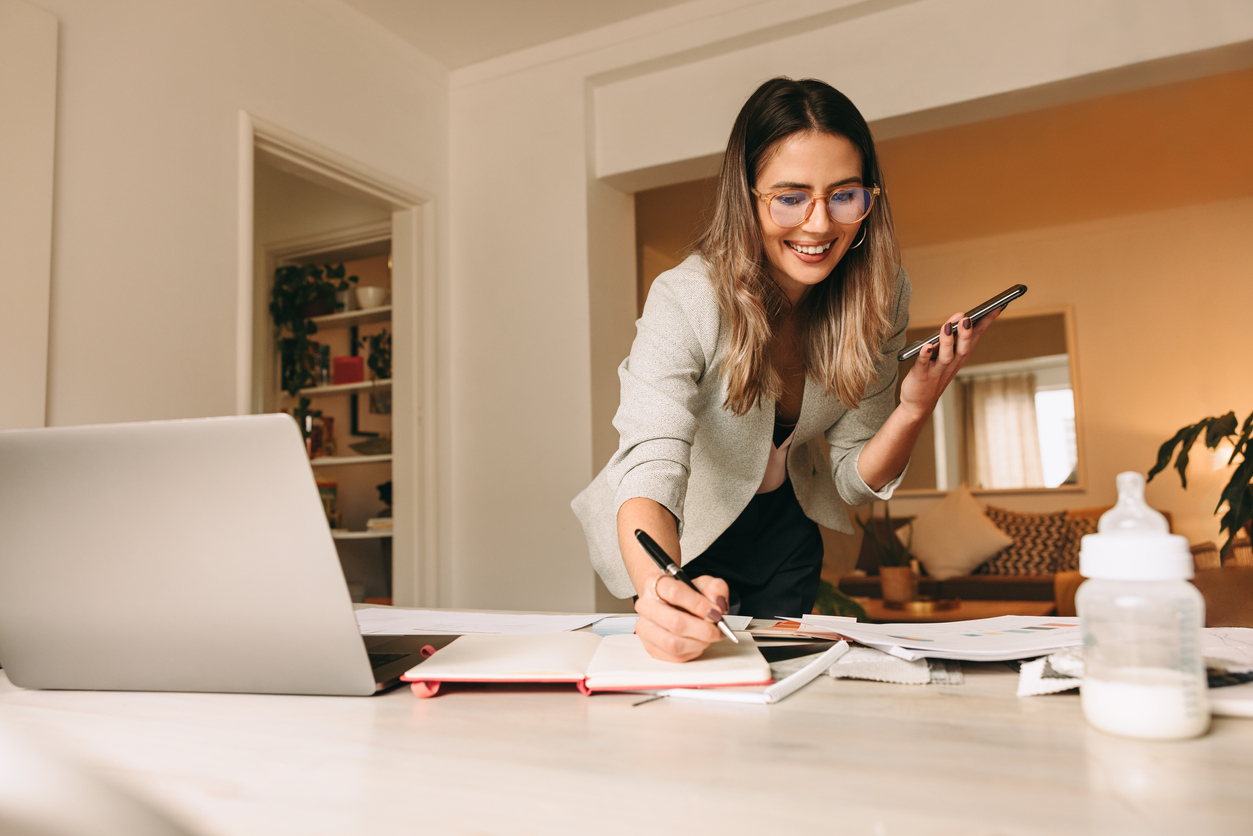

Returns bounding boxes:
[0,413,426,696]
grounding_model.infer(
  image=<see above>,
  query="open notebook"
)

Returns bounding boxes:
[401,631,771,697]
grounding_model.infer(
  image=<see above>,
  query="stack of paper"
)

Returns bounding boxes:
[800,615,1083,662]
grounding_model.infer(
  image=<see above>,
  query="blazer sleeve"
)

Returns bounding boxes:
[604,268,718,536]
[825,268,912,507]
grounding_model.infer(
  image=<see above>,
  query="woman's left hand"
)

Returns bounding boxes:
[897,307,1002,420]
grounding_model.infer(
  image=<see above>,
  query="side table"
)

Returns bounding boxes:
[856,598,1056,623]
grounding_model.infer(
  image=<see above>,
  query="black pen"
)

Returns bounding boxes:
[634,529,739,644]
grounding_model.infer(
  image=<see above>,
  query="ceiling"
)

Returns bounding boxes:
[337,0,694,69]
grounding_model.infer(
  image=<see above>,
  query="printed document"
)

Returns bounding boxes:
[800,615,1083,661]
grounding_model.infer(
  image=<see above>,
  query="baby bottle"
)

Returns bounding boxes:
[1076,471,1208,739]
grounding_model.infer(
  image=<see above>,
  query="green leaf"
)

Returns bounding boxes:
[1154,410,1253,560]
[1231,411,1253,466]
[1215,454,1253,556]
[1205,411,1238,449]
[812,579,868,621]
[1148,425,1191,482]
[1173,423,1209,489]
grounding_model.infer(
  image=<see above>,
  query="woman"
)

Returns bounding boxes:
[572,77,997,662]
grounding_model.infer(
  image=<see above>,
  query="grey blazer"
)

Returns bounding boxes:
[572,255,911,599]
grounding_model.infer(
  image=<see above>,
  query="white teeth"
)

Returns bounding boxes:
[788,241,832,255]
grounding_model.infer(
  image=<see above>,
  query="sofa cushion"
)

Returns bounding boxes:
[1057,515,1099,572]
[975,506,1069,575]
[899,486,1012,580]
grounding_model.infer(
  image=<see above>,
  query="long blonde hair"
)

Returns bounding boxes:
[694,77,901,416]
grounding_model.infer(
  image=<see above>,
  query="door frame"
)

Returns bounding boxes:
[237,112,439,608]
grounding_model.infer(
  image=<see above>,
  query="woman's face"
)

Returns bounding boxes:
[753,131,865,304]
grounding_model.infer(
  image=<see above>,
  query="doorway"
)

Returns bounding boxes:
[238,114,438,607]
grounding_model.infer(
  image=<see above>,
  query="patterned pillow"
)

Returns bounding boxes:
[1057,516,1099,572]
[974,506,1069,575]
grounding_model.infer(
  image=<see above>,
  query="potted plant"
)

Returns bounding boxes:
[1148,409,1252,557]
[269,263,357,399]
[359,328,392,415]
[358,328,391,380]
[855,501,915,604]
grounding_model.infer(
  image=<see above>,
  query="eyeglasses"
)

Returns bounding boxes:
[752,185,880,228]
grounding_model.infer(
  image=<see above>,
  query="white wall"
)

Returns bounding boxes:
[33,0,447,428]
[447,0,1253,611]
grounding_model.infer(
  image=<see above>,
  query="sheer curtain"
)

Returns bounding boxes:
[962,373,1044,489]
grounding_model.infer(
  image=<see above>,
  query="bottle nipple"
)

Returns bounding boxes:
[1099,471,1169,534]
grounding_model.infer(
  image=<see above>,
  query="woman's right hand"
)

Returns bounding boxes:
[617,497,731,662]
[633,572,731,663]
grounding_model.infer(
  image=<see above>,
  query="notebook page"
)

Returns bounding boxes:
[583,632,770,690]
[401,632,603,682]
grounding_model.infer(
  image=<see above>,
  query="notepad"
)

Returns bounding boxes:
[400,632,771,697]
[648,640,849,704]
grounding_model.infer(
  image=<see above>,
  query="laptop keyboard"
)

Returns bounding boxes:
[368,653,407,669]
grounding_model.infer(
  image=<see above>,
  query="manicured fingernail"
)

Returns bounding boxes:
[717,596,729,614]
[943,322,953,336]
[962,317,971,330]
[706,609,724,623]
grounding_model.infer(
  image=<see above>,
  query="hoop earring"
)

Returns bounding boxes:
[849,226,868,249]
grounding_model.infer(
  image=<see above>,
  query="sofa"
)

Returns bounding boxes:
[839,505,1164,603]
[1055,531,1253,626]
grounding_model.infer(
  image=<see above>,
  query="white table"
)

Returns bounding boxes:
[2,662,1251,835]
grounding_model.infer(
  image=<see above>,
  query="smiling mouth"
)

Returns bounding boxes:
[786,241,833,255]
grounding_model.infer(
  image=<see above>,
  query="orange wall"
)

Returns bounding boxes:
[878,67,1253,248]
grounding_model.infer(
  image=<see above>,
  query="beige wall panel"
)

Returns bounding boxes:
[0,0,57,429]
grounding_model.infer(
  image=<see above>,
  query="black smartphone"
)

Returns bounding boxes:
[897,284,1028,362]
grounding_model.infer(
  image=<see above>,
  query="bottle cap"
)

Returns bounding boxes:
[1080,472,1192,580]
